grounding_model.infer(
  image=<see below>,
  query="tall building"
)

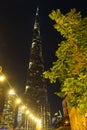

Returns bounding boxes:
[0,89,16,129]
[24,7,51,130]
[0,84,5,115]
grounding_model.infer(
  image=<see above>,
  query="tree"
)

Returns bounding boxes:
[43,9,87,114]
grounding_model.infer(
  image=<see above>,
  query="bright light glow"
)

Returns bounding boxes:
[36,119,42,129]
[31,116,35,120]
[21,105,26,110]
[16,98,21,104]
[0,75,5,81]
[9,89,15,95]
[0,66,42,128]
[85,113,87,118]
[65,120,69,124]
[29,114,33,118]
[25,110,30,115]
[36,119,41,124]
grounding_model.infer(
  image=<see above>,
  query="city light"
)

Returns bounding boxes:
[16,98,21,104]
[0,66,43,130]
[36,119,42,130]
[25,110,30,115]
[9,89,15,95]
[29,113,33,118]
[0,75,5,82]
[21,105,26,110]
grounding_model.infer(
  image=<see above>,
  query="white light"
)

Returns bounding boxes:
[16,98,21,104]
[85,113,87,118]
[25,110,30,115]
[9,89,15,95]
[36,119,42,129]
[21,105,26,110]
[0,75,5,81]
[29,114,33,118]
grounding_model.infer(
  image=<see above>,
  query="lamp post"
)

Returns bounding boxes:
[0,66,17,129]
[0,66,6,110]
[0,66,43,130]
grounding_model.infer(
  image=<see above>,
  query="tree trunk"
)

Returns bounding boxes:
[68,107,87,130]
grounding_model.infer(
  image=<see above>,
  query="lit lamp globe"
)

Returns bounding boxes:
[16,98,21,104]
[0,75,5,82]
[25,110,30,115]
[9,89,15,95]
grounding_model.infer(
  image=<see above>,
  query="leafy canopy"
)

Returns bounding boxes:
[43,9,87,114]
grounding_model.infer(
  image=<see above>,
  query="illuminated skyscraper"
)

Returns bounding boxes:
[25,7,51,130]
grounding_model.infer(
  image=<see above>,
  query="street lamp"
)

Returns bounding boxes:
[16,98,21,104]
[0,66,42,130]
[9,89,16,95]
[0,75,5,82]
[36,119,42,130]
[25,110,30,115]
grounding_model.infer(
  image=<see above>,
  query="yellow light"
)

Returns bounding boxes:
[65,120,69,124]
[29,114,33,117]
[36,119,42,129]
[21,105,26,110]
[25,110,30,115]
[9,89,15,95]
[36,119,41,124]
[29,114,35,120]
[16,98,21,104]
[85,113,87,118]
[0,75,5,81]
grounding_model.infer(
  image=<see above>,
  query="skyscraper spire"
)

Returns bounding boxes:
[36,6,39,16]
[33,6,40,40]
[24,6,51,130]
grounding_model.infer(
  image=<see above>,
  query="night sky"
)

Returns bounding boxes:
[0,0,87,116]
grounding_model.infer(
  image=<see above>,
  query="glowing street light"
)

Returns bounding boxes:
[21,105,26,110]
[9,89,15,95]
[29,113,33,118]
[0,66,42,130]
[36,119,42,130]
[0,66,5,82]
[0,75,5,82]
[16,98,21,104]
[25,110,30,115]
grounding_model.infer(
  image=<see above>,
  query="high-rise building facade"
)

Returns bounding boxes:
[24,7,51,130]
[0,88,16,130]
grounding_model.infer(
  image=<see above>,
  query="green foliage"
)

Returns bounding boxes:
[43,9,87,114]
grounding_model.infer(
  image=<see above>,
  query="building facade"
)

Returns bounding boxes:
[0,88,16,130]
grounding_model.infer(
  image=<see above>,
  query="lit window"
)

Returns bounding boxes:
[25,85,31,92]
[32,42,36,48]
[29,62,32,68]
